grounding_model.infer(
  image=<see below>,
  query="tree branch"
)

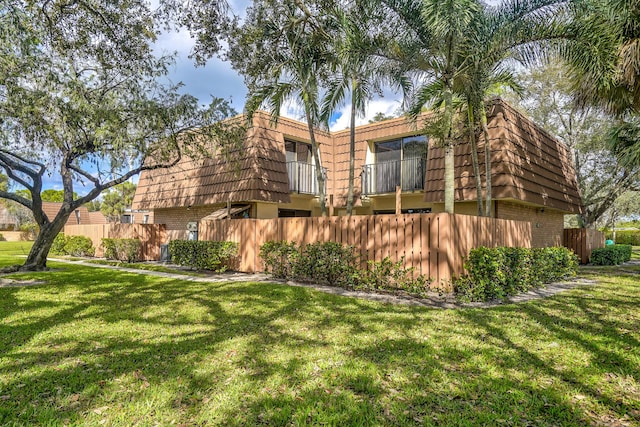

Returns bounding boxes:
[67,163,101,186]
[0,191,33,210]
[0,148,46,176]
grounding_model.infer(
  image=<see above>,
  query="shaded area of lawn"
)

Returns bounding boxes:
[0,244,639,425]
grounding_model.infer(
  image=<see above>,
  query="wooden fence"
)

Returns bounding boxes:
[64,224,166,260]
[199,213,532,283]
[563,228,605,264]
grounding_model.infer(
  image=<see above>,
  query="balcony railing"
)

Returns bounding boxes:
[287,161,327,195]
[361,158,426,195]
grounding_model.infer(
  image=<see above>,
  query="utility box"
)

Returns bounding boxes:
[159,244,170,262]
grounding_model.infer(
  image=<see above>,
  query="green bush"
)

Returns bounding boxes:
[294,242,359,288]
[63,235,95,257]
[101,238,142,262]
[168,240,238,272]
[454,246,578,302]
[590,244,633,265]
[358,256,432,296]
[51,233,68,254]
[19,222,38,240]
[259,240,299,279]
[604,230,640,246]
[259,241,432,295]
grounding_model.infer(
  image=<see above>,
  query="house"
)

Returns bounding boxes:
[132,99,583,246]
[120,208,154,224]
[42,202,108,226]
[0,207,19,230]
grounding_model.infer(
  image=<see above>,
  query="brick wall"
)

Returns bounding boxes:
[496,201,564,247]
[153,206,220,238]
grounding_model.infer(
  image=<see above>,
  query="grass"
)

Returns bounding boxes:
[0,242,639,426]
[71,259,208,277]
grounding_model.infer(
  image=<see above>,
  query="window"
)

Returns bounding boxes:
[375,135,428,162]
[285,139,312,163]
[285,139,322,194]
[374,208,432,215]
[278,209,311,217]
[363,135,428,194]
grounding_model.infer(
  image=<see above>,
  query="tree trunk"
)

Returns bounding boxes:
[443,90,455,214]
[21,218,67,271]
[444,145,455,214]
[467,104,484,216]
[481,106,492,217]
[304,106,327,216]
[346,82,357,216]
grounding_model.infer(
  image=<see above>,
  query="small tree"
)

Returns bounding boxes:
[100,182,137,223]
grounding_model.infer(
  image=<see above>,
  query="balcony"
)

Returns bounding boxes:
[287,161,327,195]
[362,158,426,195]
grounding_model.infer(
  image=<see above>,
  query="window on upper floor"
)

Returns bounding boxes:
[285,139,312,163]
[363,135,429,195]
[375,135,428,163]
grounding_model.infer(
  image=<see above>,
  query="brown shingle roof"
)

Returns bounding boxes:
[132,99,582,214]
[422,99,583,213]
[41,202,107,226]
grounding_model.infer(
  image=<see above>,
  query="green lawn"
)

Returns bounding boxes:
[1,242,639,426]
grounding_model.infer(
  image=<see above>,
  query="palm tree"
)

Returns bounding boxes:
[382,0,566,216]
[381,0,482,214]
[561,0,639,115]
[560,0,640,171]
[320,6,409,215]
[230,1,335,215]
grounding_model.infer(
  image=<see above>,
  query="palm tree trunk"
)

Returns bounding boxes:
[467,104,484,216]
[346,83,357,216]
[481,105,492,217]
[304,105,327,216]
[443,90,455,214]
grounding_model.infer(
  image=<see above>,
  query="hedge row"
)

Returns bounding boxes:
[604,230,640,246]
[454,246,578,302]
[259,240,431,296]
[590,244,632,265]
[101,238,142,263]
[168,240,238,272]
[51,234,95,257]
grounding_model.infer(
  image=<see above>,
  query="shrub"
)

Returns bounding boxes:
[259,240,299,279]
[51,233,68,254]
[19,222,38,240]
[63,235,95,257]
[454,246,578,302]
[358,256,432,296]
[590,244,633,265]
[101,238,142,262]
[293,241,360,288]
[604,230,640,246]
[168,240,238,272]
[259,241,433,295]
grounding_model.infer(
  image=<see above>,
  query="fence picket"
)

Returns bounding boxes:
[65,213,554,282]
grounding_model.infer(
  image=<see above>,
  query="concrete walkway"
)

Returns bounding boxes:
[45,257,607,309]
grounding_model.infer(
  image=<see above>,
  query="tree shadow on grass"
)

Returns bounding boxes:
[0,264,638,425]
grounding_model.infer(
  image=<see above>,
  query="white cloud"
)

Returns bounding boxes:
[329,98,403,131]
